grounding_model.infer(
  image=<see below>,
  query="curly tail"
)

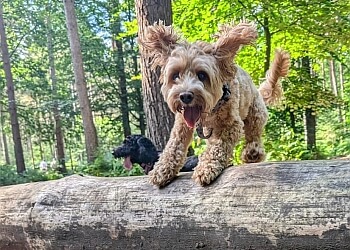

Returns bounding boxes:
[258,49,290,105]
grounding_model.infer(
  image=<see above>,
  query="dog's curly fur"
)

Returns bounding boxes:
[113,134,197,174]
[139,22,290,187]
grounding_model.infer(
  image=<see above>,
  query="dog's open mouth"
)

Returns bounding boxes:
[123,156,133,170]
[180,106,201,128]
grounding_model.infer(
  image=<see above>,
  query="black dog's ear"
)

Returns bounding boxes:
[111,148,119,158]
[137,137,159,163]
[137,136,156,149]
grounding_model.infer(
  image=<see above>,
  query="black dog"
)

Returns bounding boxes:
[113,134,198,174]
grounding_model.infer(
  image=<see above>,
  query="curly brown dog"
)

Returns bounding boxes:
[140,22,290,187]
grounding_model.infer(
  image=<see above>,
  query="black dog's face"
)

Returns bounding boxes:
[112,135,159,174]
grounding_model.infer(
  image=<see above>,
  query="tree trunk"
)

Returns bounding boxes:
[0,3,26,173]
[321,60,327,89]
[329,59,343,123]
[0,101,10,165]
[135,0,174,151]
[339,62,345,124]
[126,0,146,135]
[288,108,296,134]
[263,16,271,75]
[131,38,146,135]
[1,160,350,249]
[339,62,344,98]
[111,10,131,137]
[301,57,316,151]
[27,135,35,167]
[329,59,338,96]
[47,11,66,172]
[63,0,98,163]
[37,110,44,161]
[304,108,316,150]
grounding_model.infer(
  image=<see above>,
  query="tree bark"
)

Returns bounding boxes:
[111,9,131,137]
[124,0,146,135]
[329,59,338,96]
[329,59,343,123]
[135,0,174,151]
[0,101,10,165]
[301,57,316,151]
[1,160,350,249]
[63,0,98,162]
[28,135,35,167]
[338,62,345,123]
[304,108,316,150]
[47,10,66,172]
[0,3,26,173]
[130,38,146,135]
[263,16,271,75]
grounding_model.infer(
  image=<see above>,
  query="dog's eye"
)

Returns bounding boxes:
[172,72,180,81]
[197,71,208,82]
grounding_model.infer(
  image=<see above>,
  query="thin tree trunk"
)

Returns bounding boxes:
[329,59,338,96]
[47,10,66,172]
[321,60,327,89]
[28,136,35,167]
[288,109,296,134]
[2,132,10,165]
[0,3,26,173]
[110,8,131,137]
[263,16,271,75]
[0,101,10,165]
[0,112,3,164]
[130,38,146,135]
[329,59,343,123]
[37,111,44,161]
[63,0,98,163]
[302,57,316,151]
[126,1,146,135]
[135,0,174,151]
[69,146,74,170]
[339,62,344,98]
[339,62,345,124]
[304,108,316,151]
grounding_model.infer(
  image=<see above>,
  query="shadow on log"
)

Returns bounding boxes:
[1,160,350,250]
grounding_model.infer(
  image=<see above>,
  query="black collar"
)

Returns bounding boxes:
[196,83,231,139]
[211,83,231,113]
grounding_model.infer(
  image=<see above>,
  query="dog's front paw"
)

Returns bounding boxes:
[148,162,177,187]
[241,142,265,163]
[192,161,225,186]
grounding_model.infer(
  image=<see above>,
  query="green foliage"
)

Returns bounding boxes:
[75,148,144,177]
[0,165,64,186]
[0,147,145,186]
[282,65,340,115]
[264,130,313,161]
[191,136,244,165]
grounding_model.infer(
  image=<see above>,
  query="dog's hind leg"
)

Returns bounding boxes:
[241,97,268,163]
[149,114,194,187]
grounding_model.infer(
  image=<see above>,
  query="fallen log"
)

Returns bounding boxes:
[1,160,350,250]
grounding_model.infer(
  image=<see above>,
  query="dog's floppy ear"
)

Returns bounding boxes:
[214,22,257,59]
[139,22,180,69]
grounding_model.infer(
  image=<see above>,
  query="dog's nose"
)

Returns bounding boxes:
[179,92,194,104]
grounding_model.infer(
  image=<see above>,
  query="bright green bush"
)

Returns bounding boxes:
[0,165,64,186]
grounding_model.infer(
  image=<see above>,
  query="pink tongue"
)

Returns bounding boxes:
[123,156,133,170]
[183,106,201,128]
